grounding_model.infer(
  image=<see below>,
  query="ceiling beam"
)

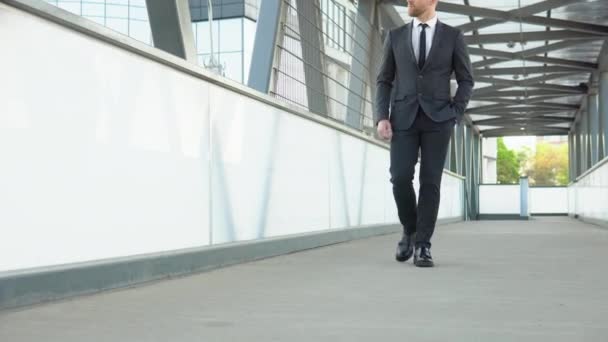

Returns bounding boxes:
[475,116,574,125]
[516,103,580,110]
[476,94,581,105]
[467,103,578,114]
[482,126,570,132]
[473,89,584,98]
[465,30,603,45]
[481,127,569,137]
[475,98,528,105]
[474,65,586,76]
[525,95,582,104]
[472,111,575,118]
[473,73,584,95]
[470,49,598,70]
[475,111,574,119]
[475,73,579,87]
[526,84,586,93]
[475,83,586,96]
[454,0,582,33]
[472,39,599,68]
[377,3,405,31]
[436,2,608,35]
[473,57,596,71]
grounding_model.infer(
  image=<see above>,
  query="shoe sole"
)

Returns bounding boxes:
[395,250,413,262]
[414,260,434,267]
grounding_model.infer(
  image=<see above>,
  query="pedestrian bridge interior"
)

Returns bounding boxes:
[0,0,607,340]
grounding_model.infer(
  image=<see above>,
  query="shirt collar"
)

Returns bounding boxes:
[413,14,438,29]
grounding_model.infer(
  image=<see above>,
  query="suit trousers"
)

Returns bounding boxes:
[390,108,455,248]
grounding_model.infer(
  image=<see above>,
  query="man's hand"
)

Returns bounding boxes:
[377,119,393,140]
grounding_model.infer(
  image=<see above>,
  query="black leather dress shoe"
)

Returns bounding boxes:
[395,233,414,262]
[414,246,434,267]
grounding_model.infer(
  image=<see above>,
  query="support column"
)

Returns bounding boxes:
[449,128,458,173]
[471,132,480,219]
[585,109,592,170]
[575,121,582,177]
[588,90,600,166]
[520,176,529,219]
[248,0,284,93]
[600,71,608,160]
[463,126,471,219]
[460,125,471,219]
[459,123,466,176]
[444,138,452,171]
[568,131,574,182]
[295,0,328,116]
[346,0,374,129]
[580,111,588,173]
[146,0,197,62]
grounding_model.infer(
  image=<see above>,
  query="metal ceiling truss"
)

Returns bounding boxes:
[385,0,608,136]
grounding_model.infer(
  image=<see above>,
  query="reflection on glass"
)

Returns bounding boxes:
[192,17,257,84]
[44,0,152,45]
[44,1,259,85]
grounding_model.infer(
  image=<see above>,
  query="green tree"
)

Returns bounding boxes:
[517,146,533,176]
[555,143,570,185]
[527,142,569,186]
[497,137,521,184]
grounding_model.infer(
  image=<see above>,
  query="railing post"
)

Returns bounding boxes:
[520,176,529,219]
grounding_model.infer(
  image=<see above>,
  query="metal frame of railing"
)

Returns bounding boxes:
[272,0,380,131]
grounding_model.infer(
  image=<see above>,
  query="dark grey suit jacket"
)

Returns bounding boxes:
[375,20,474,130]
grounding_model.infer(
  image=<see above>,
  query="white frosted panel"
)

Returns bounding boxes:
[439,173,463,219]
[0,5,211,272]
[568,160,608,222]
[0,3,465,273]
[258,108,332,238]
[568,186,576,216]
[376,163,463,226]
[384,181,398,224]
[529,187,568,214]
[359,144,391,225]
[209,87,282,244]
[479,185,520,214]
[329,133,366,228]
[328,132,349,228]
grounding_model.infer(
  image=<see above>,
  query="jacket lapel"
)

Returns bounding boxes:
[403,21,419,71]
[421,20,443,72]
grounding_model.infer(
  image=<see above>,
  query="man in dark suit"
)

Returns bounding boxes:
[375,0,474,267]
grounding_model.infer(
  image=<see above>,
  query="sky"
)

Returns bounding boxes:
[503,136,537,151]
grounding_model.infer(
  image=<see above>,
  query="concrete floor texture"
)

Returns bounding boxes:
[1,217,607,341]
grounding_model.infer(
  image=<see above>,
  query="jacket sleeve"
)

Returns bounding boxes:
[451,30,474,116]
[375,29,396,126]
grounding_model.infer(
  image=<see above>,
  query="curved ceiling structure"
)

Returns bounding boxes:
[380,0,608,137]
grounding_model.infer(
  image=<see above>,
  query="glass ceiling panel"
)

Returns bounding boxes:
[489,60,547,68]
[468,114,497,121]
[476,22,548,35]
[467,0,541,11]
[477,125,504,130]
[552,0,608,24]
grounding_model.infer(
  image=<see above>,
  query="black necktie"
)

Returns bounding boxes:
[418,23,428,69]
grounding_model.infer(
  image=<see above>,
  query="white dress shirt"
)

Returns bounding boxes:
[412,15,438,63]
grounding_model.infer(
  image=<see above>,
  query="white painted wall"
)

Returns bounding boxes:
[480,185,569,215]
[529,187,568,214]
[479,185,520,214]
[568,158,608,223]
[0,3,464,273]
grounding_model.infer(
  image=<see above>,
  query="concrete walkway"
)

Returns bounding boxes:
[1,217,607,341]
